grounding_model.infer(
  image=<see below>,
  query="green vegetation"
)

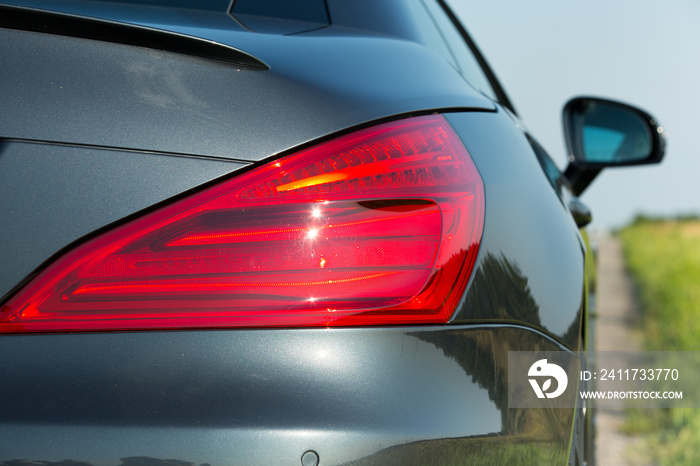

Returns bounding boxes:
[619,216,700,465]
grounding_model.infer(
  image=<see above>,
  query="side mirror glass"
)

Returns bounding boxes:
[563,97,666,168]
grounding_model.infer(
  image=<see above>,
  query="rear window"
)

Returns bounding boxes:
[420,0,499,101]
[93,0,231,11]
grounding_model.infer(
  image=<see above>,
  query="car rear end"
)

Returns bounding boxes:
[0,1,585,464]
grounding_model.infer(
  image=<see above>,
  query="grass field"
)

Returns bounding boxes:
[619,217,700,465]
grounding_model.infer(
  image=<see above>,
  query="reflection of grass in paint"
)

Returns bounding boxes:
[343,433,568,465]
[619,217,700,465]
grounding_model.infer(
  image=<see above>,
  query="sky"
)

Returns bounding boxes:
[448,0,700,229]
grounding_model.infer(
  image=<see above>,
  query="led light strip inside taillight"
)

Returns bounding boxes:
[0,114,484,332]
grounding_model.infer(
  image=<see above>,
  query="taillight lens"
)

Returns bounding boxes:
[0,115,484,332]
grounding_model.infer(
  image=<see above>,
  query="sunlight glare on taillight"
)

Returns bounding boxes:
[0,115,484,332]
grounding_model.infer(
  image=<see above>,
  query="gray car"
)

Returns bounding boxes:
[0,1,664,464]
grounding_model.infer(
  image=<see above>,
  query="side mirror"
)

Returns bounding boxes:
[563,97,666,195]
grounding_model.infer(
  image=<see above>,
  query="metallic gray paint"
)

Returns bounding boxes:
[0,140,244,298]
[447,111,585,349]
[0,325,572,465]
[0,24,493,161]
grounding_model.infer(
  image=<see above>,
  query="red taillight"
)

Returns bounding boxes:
[0,115,484,332]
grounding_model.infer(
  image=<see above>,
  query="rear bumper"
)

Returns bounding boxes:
[0,325,572,465]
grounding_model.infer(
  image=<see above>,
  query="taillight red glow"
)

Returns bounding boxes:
[0,115,484,332]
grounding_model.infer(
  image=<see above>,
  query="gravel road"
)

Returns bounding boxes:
[594,233,652,465]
